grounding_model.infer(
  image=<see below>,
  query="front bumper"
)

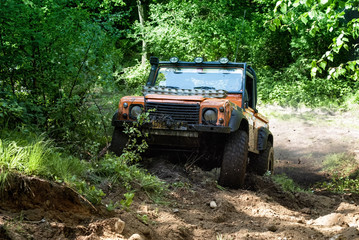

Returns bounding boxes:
[112,120,231,135]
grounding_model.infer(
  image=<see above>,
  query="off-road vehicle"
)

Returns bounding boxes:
[110,56,274,188]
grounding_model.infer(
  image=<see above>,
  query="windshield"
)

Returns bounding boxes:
[155,67,243,92]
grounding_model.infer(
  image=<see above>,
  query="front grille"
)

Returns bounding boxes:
[145,102,200,124]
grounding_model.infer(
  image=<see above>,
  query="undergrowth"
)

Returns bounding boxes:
[257,59,359,109]
[0,122,167,205]
[270,173,311,193]
[317,153,359,194]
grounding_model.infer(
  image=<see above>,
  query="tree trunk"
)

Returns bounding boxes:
[137,0,147,66]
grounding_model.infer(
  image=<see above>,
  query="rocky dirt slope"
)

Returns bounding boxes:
[1,106,359,240]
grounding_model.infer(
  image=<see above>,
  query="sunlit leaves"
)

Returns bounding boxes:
[270,0,359,80]
[135,0,243,61]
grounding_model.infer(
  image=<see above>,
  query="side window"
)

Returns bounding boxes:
[245,75,255,109]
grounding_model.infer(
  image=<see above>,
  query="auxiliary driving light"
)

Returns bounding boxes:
[219,57,229,64]
[170,57,179,63]
[194,57,204,64]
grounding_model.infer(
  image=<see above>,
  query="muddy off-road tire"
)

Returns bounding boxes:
[109,127,128,156]
[248,141,274,175]
[218,130,249,189]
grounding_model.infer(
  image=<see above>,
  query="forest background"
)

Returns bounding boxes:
[0,0,358,203]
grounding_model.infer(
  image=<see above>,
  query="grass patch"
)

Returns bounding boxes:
[271,174,311,193]
[317,152,359,193]
[322,153,359,177]
[0,134,87,183]
[0,127,167,205]
[94,155,167,203]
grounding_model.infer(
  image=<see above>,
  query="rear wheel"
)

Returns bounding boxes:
[109,127,128,156]
[218,130,248,189]
[248,141,274,175]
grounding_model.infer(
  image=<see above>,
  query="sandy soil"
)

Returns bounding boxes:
[1,106,359,240]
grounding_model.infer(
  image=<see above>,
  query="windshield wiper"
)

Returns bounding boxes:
[194,86,216,90]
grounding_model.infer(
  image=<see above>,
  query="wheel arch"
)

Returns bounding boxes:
[228,109,249,134]
[258,127,273,151]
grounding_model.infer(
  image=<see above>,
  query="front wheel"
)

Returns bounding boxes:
[248,141,274,175]
[218,130,248,189]
[109,127,128,156]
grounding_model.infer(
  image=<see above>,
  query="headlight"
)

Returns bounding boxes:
[203,109,217,122]
[130,105,143,119]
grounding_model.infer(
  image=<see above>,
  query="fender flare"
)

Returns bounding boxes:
[257,127,273,151]
[228,109,249,133]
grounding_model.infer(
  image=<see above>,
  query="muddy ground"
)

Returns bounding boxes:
[1,106,359,240]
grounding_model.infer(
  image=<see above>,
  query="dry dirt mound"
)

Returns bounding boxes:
[1,162,359,240]
[0,174,158,240]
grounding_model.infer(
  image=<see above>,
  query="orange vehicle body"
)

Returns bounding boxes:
[114,93,269,154]
[110,57,274,188]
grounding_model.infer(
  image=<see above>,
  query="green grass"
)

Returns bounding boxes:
[0,134,87,183]
[317,152,359,194]
[94,155,167,203]
[271,174,311,193]
[0,127,167,205]
[322,153,359,177]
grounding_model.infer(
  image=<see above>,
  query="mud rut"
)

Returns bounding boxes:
[1,106,359,240]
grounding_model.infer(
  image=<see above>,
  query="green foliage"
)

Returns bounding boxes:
[269,0,359,81]
[271,174,310,193]
[136,0,254,61]
[318,153,359,193]
[94,155,167,201]
[0,0,126,157]
[0,125,167,205]
[106,200,120,211]
[137,214,149,225]
[0,128,106,204]
[74,181,106,205]
[319,175,359,193]
[116,61,151,90]
[258,57,358,107]
[120,192,135,210]
[322,153,359,177]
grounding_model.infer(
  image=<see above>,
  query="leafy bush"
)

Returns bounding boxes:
[319,176,359,194]
[258,58,357,108]
[115,61,150,90]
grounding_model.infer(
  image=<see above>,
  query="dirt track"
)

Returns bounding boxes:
[1,106,359,240]
[267,105,359,187]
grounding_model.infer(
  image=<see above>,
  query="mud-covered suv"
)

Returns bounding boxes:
[110,56,274,188]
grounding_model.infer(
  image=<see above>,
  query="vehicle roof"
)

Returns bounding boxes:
[158,61,255,76]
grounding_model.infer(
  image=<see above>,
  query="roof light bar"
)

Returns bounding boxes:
[194,57,204,64]
[169,57,179,63]
[219,57,229,64]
